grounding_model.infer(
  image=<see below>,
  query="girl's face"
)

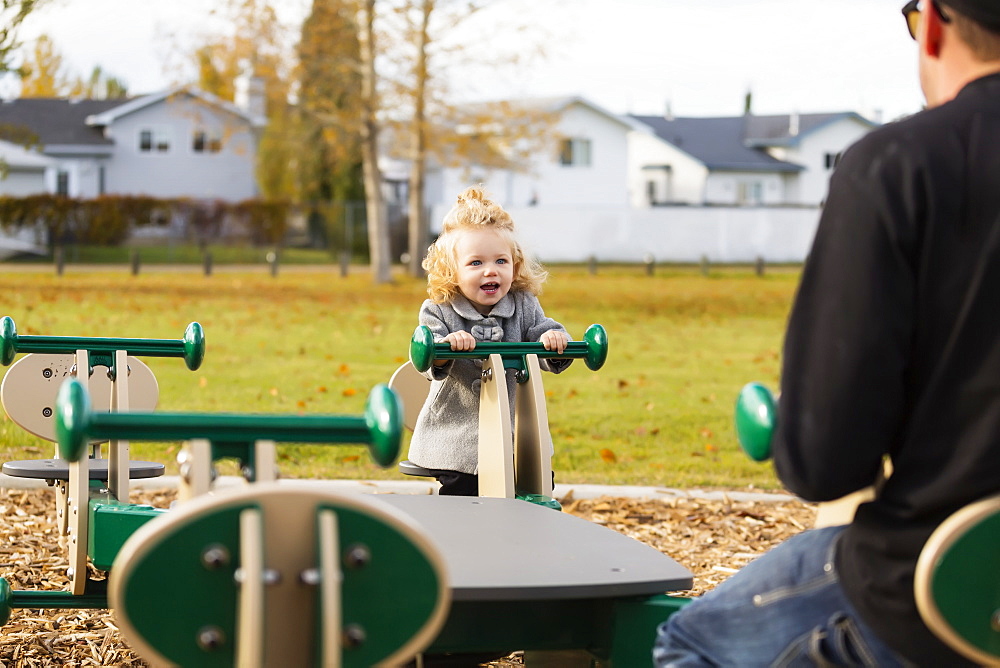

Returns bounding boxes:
[454,227,515,315]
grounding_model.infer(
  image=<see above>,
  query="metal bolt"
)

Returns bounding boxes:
[196,626,226,651]
[991,609,1000,632]
[482,368,493,382]
[300,568,320,586]
[344,544,371,569]
[42,407,52,418]
[201,545,230,570]
[42,368,53,379]
[343,624,366,648]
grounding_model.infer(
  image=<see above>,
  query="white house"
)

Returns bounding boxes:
[0,87,266,202]
[627,112,879,207]
[427,96,642,214]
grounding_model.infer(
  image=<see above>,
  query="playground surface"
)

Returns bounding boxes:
[0,484,816,666]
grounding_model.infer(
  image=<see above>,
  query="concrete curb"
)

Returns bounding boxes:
[0,473,800,504]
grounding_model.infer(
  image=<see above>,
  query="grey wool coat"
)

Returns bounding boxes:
[406,291,572,475]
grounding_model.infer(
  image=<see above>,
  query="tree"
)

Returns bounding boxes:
[298,0,365,205]
[357,0,392,283]
[191,0,298,202]
[68,65,129,99]
[0,0,43,75]
[381,0,556,277]
[17,33,67,97]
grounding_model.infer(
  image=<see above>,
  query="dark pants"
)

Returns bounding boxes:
[434,471,479,496]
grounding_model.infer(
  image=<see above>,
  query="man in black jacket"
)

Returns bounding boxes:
[654,1,1000,665]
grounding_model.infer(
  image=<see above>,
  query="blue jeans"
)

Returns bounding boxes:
[653,527,913,667]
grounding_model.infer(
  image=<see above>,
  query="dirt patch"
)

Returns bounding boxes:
[0,487,816,665]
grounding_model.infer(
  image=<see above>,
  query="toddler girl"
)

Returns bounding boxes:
[407,186,571,496]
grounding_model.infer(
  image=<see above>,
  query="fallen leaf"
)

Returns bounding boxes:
[342,388,357,397]
[599,448,617,463]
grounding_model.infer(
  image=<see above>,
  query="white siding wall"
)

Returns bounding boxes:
[768,118,872,205]
[435,101,631,209]
[0,169,50,196]
[703,171,786,206]
[103,96,258,201]
[627,131,708,206]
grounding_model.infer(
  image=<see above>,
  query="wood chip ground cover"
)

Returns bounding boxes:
[0,487,815,666]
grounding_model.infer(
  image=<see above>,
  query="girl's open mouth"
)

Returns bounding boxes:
[481,283,500,294]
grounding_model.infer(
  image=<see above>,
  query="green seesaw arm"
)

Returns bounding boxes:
[734,382,778,462]
[409,323,609,373]
[54,378,403,468]
[0,316,205,370]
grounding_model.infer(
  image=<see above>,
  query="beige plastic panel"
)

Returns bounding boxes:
[0,353,159,442]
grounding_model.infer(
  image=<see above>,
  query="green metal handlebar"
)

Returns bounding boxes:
[409,323,609,373]
[0,316,205,370]
[734,382,777,462]
[54,378,403,468]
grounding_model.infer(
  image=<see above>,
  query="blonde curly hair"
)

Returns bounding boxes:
[423,185,548,304]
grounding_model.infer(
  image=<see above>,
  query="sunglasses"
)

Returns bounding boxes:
[902,0,952,40]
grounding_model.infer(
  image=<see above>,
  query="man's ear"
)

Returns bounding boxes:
[923,1,945,57]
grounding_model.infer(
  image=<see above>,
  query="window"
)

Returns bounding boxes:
[56,171,69,196]
[559,138,591,167]
[738,181,763,205]
[139,128,170,153]
[824,152,842,169]
[193,130,223,153]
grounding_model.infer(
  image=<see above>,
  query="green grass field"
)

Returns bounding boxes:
[0,263,797,491]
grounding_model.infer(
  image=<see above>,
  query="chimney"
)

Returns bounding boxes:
[245,76,266,118]
[789,111,800,136]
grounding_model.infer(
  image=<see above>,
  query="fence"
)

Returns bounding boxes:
[430,204,822,264]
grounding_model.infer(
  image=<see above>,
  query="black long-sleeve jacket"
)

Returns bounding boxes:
[774,72,1000,666]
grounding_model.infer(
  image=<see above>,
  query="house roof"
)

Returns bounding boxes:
[0,87,267,151]
[0,139,56,170]
[630,112,877,173]
[0,98,125,146]
[742,111,877,147]
[85,87,267,129]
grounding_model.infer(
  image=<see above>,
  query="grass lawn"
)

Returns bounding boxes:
[0,263,797,491]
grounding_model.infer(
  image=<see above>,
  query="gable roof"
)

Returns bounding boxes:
[0,138,56,170]
[0,87,267,151]
[85,87,267,129]
[0,98,126,146]
[631,114,804,173]
[742,111,877,147]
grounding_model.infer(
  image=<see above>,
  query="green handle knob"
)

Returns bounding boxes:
[409,325,436,374]
[582,324,608,371]
[0,578,11,627]
[183,322,206,370]
[365,383,404,467]
[408,323,610,373]
[54,379,402,468]
[55,377,91,463]
[0,316,15,366]
[735,382,777,462]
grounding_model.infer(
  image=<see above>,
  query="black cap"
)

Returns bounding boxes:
[940,0,1000,31]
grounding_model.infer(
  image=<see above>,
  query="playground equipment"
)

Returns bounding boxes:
[0,316,205,595]
[0,316,694,665]
[393,323,608,505]
[734,382,1000,665]
[6,376,689,666]
[2,377,422,666]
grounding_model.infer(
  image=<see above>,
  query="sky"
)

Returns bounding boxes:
[8,0,925,123]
